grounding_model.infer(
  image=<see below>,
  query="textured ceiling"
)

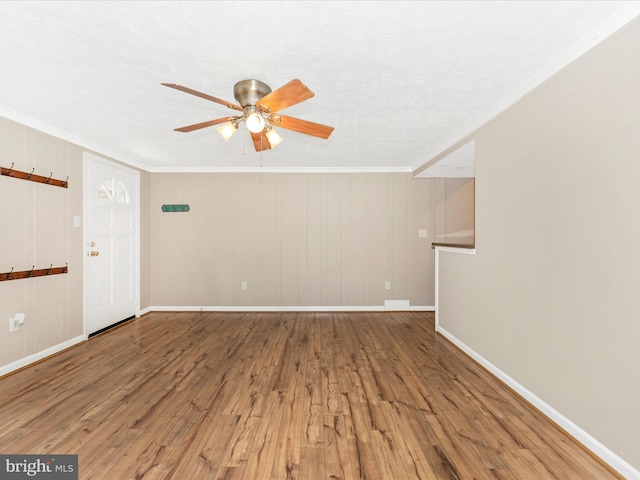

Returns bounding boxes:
[0,1,638,173]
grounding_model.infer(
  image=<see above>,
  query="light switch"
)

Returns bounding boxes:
[74,216,81,228]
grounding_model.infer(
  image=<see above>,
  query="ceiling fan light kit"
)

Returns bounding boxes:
[244,106,265,133]
[216,121,238,142]
[162,78,334,153]
[265,127,284,147]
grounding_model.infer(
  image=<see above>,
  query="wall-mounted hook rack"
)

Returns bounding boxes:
[0,264,68,282]
[1,163,69,188]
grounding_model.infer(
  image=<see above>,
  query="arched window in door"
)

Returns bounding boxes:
[98,179,131,204]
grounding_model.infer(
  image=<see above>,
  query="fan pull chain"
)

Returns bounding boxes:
[260,134,264,167]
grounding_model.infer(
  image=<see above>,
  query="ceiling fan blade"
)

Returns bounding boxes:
[271,114,334,139]
[162,83,243,111]
[250,130,272,152]
[174,117,235,132]
[257,79,314,113]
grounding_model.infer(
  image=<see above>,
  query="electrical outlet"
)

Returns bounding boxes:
[241,281,247,290]
[385,281,391,290]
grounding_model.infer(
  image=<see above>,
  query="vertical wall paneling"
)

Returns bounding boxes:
[306,174,322,306]
[233,174,252,306]
[148,174,178,304]
[280,174,300,306]
[362,174,371,306]
[339,174,350,305]
[24,130,36,355]
[0,116,84,373]
[147,171,435,308]
[61,144,71,339]
[139,170,150,310]
[368,174,388,305]
[211,174,234,305]
[392,173,409,299]
[33,130,64,353]
[324,174,342,305]
[257,173,278,305]
[385,174,394,300]
[193,174,216,304]
[347,174,367,305]
[296,174,308,306]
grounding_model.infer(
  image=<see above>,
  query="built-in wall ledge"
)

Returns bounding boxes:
[431,242,475,249]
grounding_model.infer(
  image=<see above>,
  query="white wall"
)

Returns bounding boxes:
[434,177,475,245]
[0,117,84,372]
[436,17,640,476]
[147,172,435,309]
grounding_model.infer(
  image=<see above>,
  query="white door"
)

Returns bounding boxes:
[84,153,139,336]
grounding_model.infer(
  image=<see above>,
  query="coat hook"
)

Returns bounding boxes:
[63,176,69,187]
[46,172,53,184]
[27,167,35,178]
[27,265,35,277]
[6,163,14,175]
[46,264,53,274]
[5,267,13,280]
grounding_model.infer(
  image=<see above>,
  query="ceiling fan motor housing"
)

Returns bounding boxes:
[234,79,272,107]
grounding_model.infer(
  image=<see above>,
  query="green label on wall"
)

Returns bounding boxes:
[161,204,190,212]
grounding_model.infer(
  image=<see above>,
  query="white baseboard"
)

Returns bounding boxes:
[141,305,435,314]
[384,300,410,310]
[0,335,86,378]
[436,326,640,480]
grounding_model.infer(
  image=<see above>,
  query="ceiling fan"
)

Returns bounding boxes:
[161,79,334,152]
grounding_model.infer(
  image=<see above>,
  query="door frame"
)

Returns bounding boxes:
[83,152,141,337]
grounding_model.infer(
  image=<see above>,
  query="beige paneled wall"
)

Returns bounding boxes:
[434,177,475,245]
[148,172,434,308]
[0,117,84,369]
[139,170,151,310]
[437,18,640,473]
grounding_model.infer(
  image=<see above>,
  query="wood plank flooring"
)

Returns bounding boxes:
[0,311,620,479]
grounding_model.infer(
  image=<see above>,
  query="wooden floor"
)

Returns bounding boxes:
[0,311,619,480]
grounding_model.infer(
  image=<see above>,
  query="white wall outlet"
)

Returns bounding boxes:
[385,281,391,290]
[419,229,428,238]
[241,281,247,290]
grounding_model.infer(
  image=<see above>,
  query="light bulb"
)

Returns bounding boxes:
[216,121,237,142]
[245,112,265,133]
[265,127,284,148]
